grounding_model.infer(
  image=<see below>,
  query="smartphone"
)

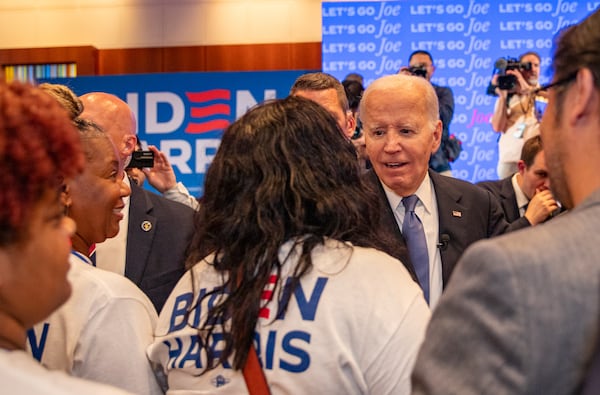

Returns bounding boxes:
[126,150,154,169]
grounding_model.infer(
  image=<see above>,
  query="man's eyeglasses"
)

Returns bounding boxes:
[533,71,578,95]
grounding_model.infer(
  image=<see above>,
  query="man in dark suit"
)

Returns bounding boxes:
[124,180,194,311]
[360,74,529,307]
[477,135,558,224]
[81,92,194,312]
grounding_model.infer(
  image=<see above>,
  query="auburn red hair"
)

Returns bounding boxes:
[0,81,84,245]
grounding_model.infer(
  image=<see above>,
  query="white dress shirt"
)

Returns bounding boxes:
[511,173,530,217]
[381,172,443,309]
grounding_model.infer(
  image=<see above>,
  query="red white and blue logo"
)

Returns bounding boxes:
[47,71,309,195]
[186,89,231,134]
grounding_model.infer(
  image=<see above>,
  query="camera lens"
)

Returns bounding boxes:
[497,75,517,90]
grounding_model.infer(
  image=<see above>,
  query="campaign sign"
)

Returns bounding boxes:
[323,0,595,182]
[44,71,311,196]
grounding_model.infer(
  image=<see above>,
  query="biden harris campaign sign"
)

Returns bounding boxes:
[323,0,595,182]
[46,71,310,196]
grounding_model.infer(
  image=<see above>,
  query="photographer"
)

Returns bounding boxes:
[490,51,542,179]
[399,50,456,176]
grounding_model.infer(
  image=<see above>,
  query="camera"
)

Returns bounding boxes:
[496,75,518,90]
[505,59,532,71]
[494,57,533,91]
[486,57,533,95]
[126,150,154,169]
[407,64,428,78]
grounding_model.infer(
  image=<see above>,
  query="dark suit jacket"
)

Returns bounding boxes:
[364,170,529,288]
[430,84,455,173]
[477,176,521,223]
[126,181,195,312]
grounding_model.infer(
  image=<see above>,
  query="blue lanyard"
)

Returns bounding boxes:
[71,250,93,266]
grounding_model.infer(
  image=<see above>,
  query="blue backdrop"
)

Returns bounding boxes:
[45,71,310,195]
[322,0,596,182]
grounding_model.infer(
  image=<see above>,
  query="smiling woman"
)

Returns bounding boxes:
[37,83,132,255]
[26,83,162,395]
[0,81,132,394]
[65,119,130,255]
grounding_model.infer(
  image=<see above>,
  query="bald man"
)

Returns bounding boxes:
[81,93,194,311]
[360,74,529,307]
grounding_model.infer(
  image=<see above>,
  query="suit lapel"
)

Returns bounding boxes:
[365,170,417,281]
[430,171,467,286]
[124,181,157,285]
[499,177,521,222]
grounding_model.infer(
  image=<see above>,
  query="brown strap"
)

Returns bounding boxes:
[242,344,271,394]
[235,270,270,394]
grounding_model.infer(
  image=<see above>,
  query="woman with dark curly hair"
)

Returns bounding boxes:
[0,81,132,394]
[149,96,430,394]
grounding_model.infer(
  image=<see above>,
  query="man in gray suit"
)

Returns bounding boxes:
[582,334,600,395]
[412,8,600,394]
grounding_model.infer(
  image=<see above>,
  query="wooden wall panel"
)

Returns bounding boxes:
[0,46,98,75]
[289,42,322,71]
[205,43,286,71]
[98,42,321,74]
[1,42,321,77]
[204,42,321,71]
[99,48,164,75]
[162,46,207,72]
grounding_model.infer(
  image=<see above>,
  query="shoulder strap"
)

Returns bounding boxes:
[242,344,271,395]
[235,268,271,395]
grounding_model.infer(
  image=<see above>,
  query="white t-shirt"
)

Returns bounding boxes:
[27,252,162,395]
[495,93,540,165]
[381,172,444,309]
[148,238,431,395]
[0,349,133,395]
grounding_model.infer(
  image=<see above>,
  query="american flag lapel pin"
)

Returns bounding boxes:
[452,210,462,218]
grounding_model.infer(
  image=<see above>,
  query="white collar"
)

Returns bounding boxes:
[381,172,434,213]
[511,173,529,209]
[71,250,92,266]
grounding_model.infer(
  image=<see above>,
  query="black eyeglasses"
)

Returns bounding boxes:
[533,71,578,95]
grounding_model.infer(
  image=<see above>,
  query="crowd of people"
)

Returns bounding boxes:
[0,7,599,395]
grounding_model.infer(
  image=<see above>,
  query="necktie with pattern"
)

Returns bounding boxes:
[402,195,430,303]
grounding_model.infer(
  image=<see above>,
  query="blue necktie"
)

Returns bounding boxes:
[402,195,430,303]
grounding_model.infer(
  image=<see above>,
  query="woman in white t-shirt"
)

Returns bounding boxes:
[25,83,162,395]
[0,81,132,395]
[148,96,431,394]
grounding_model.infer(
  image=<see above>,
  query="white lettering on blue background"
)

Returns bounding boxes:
[322,0,590,183]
